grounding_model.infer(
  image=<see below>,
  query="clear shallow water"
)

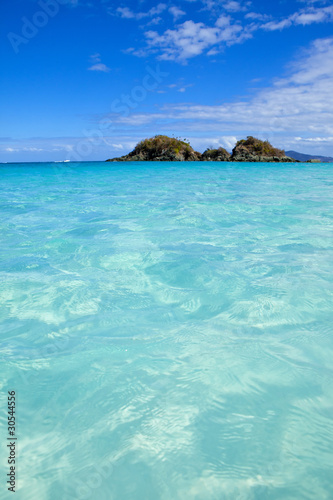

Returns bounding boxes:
[0,161,333,500]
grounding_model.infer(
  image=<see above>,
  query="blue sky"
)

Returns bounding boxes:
[1,0,333,162]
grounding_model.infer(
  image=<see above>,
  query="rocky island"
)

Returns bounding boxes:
[107,135,201,162]
[106,135,297,162]
[201,147,231,161]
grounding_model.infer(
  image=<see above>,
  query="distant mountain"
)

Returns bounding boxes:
[286,150,333,162]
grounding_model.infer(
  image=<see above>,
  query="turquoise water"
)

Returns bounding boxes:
[0,161,333,500]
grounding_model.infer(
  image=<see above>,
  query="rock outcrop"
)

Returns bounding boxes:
[231,136,296,162]
[106,135,299,162]
[201,147,231,161]
[106,135,201,162]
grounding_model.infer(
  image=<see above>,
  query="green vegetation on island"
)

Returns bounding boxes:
[106,135,297,162]
[201,147,231,161]
[107,135,201,162]
[231,136,287,161]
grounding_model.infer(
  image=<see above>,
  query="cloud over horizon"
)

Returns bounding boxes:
[105,36,333,151]
[2,0,333,161]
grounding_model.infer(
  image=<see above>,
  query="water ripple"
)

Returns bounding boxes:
[0,162,333,499]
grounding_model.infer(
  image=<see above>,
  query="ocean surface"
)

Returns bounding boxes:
[0,161,333,500]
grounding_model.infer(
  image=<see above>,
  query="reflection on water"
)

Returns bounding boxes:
[0,162,333,500]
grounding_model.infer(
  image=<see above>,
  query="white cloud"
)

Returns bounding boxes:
[4,147,44,152]
[262,19,293,31]
[87,53,110,72]
[198,0,250,13]
[88,63,111,72]
[119,1,333,62]
[115,4,167,20]
[127,2,332,63]
[297,0,330,4]
[116,7,136,19]
[145,17,163,26]
[294,6,332,24]
[90,53,101,63]
[188,135,238,152]
[0,136,140,162]
[108,37,333,152]
[262,4,333,30]
[223,1,246,13]
[219,136,238,150]
[113,113,163,126]
[164,82,193,92]
[144,17,252,61]
[215,15,232,27]
[169,6,186,20]
[294,136,333,142]
[244,12,271,21]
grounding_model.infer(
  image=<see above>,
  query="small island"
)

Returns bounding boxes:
[106,135,297,162]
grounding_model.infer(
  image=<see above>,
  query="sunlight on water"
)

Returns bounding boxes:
[0,161,333,500]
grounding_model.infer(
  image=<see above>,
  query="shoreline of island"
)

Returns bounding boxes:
[106,135,301,163]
